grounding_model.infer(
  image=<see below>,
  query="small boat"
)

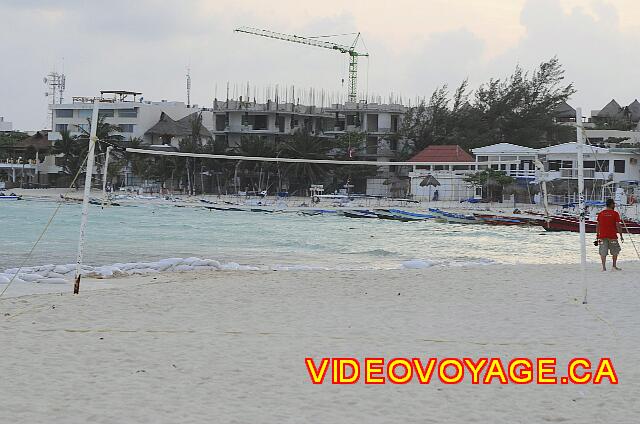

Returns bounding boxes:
[473,213,528,226]
[378,209,436,221]
[343,210,378,219]
[204,206,243,212]
[0,192,21,200]
[428,208,481,224]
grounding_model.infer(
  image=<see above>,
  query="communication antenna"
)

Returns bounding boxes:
[43,68,66,129]
[186,66,192,107]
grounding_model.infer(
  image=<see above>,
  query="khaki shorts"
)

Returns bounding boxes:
[599,239,621,256]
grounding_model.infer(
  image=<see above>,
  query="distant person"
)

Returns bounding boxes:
[432,189,439,201]
[595,198,624,271]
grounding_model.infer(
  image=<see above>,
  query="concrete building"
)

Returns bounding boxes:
[0,116,13,132]
[537,142,639,183]
[208,98,333,148]
[49,90,195,143]
[324,102,408,196]
[472,141,640,204]
[206,99,409,196]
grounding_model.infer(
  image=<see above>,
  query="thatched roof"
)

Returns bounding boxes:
[145,112,212,139]
[420,175,441,187]
[12,131,52,150]
[553,101,576,119]
[597,99,623,119]
[628,99,640,122]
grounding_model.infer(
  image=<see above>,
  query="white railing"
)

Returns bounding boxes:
[560,168,595,178]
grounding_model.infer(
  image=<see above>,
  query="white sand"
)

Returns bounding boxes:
[1,263,639,423]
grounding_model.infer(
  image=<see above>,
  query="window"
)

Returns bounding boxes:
[583,161,596,168]
[117,108,138,118]
[548,160,561,171]
[477,156,488,162]
[118,124,134,133]
[346,115,356,126]
[253,115,268,130]
[55,124,68,132]
[215,115,226,131]
[76,124,89,133]
[78,109,93,119]
[614,160,626,173]
[562,160,573,169]
[98,109,115,118]
[55,109,73,118]
[596,160,609,172]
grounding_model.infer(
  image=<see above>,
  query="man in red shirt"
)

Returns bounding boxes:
[596,198,624,271]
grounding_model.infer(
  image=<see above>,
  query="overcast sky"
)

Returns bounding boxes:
[1,0,639,131]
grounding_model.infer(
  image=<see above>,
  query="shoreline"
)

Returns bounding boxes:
[1,263,638,423]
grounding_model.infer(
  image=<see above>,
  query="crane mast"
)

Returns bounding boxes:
[234,26,368,103]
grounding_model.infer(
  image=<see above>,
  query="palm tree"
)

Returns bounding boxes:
[74,115,123,187]
[232,135,277,194]
[278,130,332,195]
[53,129,86,186]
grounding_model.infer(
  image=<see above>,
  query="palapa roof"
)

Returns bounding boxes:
[409,145,474,163]
[145,112,212,139]
[597,99,624,119]
[627,99,640,122]
[12,131,52,150]
[553,101,576,119]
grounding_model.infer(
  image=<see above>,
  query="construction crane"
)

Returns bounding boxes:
[234,26,368,103]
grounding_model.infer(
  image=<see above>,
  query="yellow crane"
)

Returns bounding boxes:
[234,26,368,103]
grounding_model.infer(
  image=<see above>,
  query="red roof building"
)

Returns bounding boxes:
[408,145,474,163]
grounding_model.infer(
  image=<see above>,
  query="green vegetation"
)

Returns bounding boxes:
[401,57,576,151]
[464,169,516,202]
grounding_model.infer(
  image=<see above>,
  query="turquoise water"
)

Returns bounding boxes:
[0,199,604,271]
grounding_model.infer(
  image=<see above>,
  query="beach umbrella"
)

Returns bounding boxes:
[420,175,440,187]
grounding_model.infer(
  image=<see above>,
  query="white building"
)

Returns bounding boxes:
[49,90,195,143]
[407,145,479,202]
[471,143,538,179]
[538,142,639,183]
[0,116,12,132]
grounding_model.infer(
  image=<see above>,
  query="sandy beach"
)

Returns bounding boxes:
[1,263,638,423]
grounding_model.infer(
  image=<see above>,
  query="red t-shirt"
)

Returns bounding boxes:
[597,209,621,239]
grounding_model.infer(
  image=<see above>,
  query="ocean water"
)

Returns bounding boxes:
[0,199,609,273]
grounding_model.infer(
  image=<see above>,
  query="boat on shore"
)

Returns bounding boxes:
[428,208,481,224]
[542,215,640,234]
[0,192,21,200]
[343,210,379,219]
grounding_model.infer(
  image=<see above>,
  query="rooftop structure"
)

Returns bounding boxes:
[0,116,12,132]
[50,91,195,143]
